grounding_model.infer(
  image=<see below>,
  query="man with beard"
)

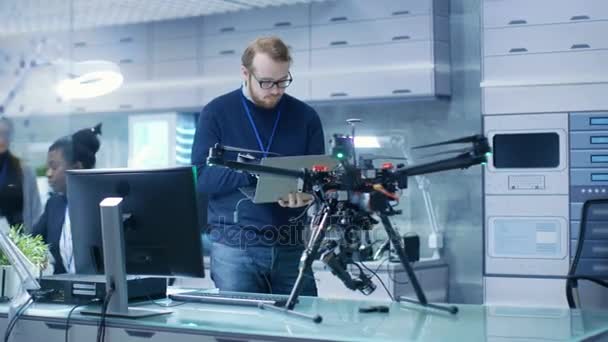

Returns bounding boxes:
[192,36,325,295]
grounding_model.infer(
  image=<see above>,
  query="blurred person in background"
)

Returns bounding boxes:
[0,116,41,231]
[32,124,101,274]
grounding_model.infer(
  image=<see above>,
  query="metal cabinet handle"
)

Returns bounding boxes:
[274,21,292,27]
[119,59,133,64]
[392,10,410,16]
[571,15,590,21]
[571,44,591,50]
[509,48,528,53]
[592,246,608,254]
[592,228,608,235]
[220,26,235,33]
[119,37,134,43]
[392,89,412,94]
[46,323,69,330]
[125,330,156,338]
[220,50,235,55]
[592,264,608,272]
[119,104,133,109]
[330,92,348,97]
[392,35,410,41]
[330,16,348,22]
[508,19,527,25]
[330,41,348,46]
[73,41,87,47]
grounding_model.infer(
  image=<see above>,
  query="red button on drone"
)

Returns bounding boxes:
[312,165,329,172]
[381,162,394,170]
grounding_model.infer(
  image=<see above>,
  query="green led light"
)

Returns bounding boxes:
[485,152,493,156]
[336,152,344,159]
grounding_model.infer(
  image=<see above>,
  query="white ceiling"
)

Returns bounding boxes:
[0,0,326,36]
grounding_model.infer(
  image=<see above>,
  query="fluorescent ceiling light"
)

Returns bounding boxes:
[55,60,123,100]
[354,136,381,149]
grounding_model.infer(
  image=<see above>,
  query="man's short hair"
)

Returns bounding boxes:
[241,36,292,72]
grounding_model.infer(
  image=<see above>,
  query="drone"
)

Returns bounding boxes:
[206,122,491,323]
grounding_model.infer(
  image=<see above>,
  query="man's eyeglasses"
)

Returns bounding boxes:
[250,71,293,89]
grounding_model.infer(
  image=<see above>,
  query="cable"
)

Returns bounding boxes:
[358,262,394,301]
[65,299,100,342]
[567,275,608,288]
[4,296,34,342]
[233,197,251,223]
[288,201,314,223]
[97,287,114,342]
[387,260,411,285]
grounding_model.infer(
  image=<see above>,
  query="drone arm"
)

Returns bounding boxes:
[208,144,308,181]
[192,114,253,195]
[398,152,487,178]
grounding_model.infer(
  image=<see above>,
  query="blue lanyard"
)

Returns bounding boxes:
[240,94,282,158]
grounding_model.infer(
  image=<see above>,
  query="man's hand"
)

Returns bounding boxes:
[278,192,314,208]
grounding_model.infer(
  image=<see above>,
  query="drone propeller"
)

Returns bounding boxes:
[223,145,281,156]
[412,134,484,150]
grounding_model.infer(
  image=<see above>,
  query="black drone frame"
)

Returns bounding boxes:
[206,134,490,323]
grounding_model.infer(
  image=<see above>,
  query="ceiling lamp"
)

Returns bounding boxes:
[55,60,123,100]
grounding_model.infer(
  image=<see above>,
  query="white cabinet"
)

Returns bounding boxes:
[152,59,198,80]
[202,3,309,35]
[481,1,608,114]
[120,63,148,83]
[484,21,608,57]
[484,50,608,86]
[308,0,450,101]
[311,0,448,24]
[69,90,147,113]
[72,41,148,64]
[311,15,448,49]
[201,27,309,58]
[72,24,147,46]
[151,17,199,40]
[310,41,450,100]
[483,0,608,28]
[149,60,201,109]
[148,88,201,110]
[152,37,198,62]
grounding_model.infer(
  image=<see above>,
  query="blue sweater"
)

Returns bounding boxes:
[191,88,325,247]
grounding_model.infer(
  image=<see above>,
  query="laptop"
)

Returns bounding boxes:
[240,154,338,204]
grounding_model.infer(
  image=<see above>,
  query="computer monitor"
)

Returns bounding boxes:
[66,166,204,278]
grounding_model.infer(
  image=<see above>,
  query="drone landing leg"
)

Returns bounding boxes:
[379,214,458,315]
[258,207,330,324]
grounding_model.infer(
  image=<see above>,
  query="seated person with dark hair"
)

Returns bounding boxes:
[32,124,101,274]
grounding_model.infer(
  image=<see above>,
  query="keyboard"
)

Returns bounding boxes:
[168,291,292,307]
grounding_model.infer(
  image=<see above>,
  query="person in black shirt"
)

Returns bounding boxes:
[0,117,41,230]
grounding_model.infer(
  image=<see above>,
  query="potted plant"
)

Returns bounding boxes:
[0,225,49,300]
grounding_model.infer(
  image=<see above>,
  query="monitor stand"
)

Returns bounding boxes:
[81,197,170,318]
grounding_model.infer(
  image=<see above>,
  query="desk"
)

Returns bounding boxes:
[1,297,608,341]
[174,258,448,302]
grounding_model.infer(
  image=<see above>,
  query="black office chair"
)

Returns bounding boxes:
[567,199,608,308]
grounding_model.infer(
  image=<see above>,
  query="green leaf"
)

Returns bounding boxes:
[0,225,50,268]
